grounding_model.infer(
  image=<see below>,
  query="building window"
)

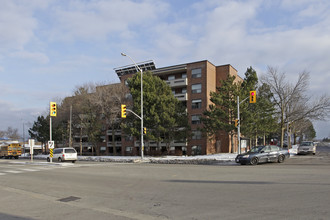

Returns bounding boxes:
[192,130,202,140]
[182,73,187,79]
[182,88,187,94]
[191,115,201,124]
[192,99,202,109]
[125,135,133,141]
[192,145,202,155]
[192,68,202,78]
[126,146,133,152]
[168,75,175,80]
[192,84,201,94]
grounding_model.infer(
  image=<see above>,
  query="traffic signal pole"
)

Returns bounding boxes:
[49,113,52,163]
[237,96,241,155]
[49,102,56,163]
[237,91,256,154]
[237,96,250,154]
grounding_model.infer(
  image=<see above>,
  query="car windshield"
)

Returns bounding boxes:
[301,142,313,146]
[250,146,264,153]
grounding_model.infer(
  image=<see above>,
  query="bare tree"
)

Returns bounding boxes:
[0,127,20,140]
[90,82,130,155]
[261,66,330,147]
[57,83,101,155]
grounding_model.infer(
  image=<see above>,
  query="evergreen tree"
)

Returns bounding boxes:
[28,116,49,152]
[202,75,240,153]
[125,71,189,154]
[240,67,277,146]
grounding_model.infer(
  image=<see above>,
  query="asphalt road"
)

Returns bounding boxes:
[1,144,330,220]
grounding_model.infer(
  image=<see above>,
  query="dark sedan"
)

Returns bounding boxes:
[235,145,290,165]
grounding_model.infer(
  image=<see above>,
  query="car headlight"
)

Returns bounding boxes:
[242,155,250,158]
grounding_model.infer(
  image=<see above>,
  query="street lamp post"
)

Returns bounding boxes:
[121,53,144,159]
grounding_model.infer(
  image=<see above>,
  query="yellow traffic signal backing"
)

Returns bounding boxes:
[50,102,57,117]
[235,119,239,127]
[249,91,256,103]
[121,104,126,118]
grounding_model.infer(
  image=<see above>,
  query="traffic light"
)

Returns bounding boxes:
[249,90,256,103]
[50,102,57,117]
[121,104,126,118]
[144,127,147,134]
[235,119,239,127]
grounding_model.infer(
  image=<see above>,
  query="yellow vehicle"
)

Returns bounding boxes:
[0,143,22,159]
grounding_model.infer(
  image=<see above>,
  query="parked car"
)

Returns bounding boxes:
[297,141,316,155]
[47,147,77,163]
[235,145,290,165]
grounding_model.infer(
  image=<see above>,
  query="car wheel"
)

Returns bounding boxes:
[250,157,258,165]
[72,160,76,163]
[47,157,50,162]
[278,155,285,163]
[58,157,62,162]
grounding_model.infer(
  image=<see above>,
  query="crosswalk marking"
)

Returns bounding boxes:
[0,162,85,176]
[20,168,38,172]
[4,170,23,174]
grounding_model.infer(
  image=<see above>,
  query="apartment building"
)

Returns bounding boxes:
[114,60,242,156]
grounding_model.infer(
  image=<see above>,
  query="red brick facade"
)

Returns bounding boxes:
[114,60,242,156]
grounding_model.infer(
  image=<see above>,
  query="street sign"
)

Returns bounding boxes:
[48,141,54,149]
[50,148,53,158]
[28,139,35,155]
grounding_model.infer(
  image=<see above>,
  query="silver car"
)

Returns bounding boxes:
[235,145,290,165]
[297,141,316,155]
[47,147,77,163]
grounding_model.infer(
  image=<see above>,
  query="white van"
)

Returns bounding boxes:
[47,148,77,163]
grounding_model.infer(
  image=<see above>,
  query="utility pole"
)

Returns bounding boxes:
[69,105,72,147]
[237,96,241,154]
[121,53,144,160]
[237,92,255,154]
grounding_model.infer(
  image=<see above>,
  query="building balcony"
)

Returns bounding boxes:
[166,78,188,88]
[135,140,187,147]
[106,130,122,135]
[107,141,122,147]
[174,93,188,101]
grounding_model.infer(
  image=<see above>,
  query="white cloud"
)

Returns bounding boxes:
[10,51,49,64]
[0,1,40,52]
[48,0,169,42]
[0,0,329,138]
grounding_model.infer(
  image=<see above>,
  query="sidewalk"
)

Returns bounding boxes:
[21,145,297,165]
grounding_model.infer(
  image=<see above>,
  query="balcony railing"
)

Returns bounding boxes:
[166,78,188,88]
[106,130,122,135]
[107,141,122,147]
[174,93,188,101]
[135,140,187,147]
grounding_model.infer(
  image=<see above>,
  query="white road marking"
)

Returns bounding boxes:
[5,170,23,174]
[20,168,38,172]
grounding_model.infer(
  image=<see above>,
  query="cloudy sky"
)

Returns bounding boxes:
[1,0,329,139]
